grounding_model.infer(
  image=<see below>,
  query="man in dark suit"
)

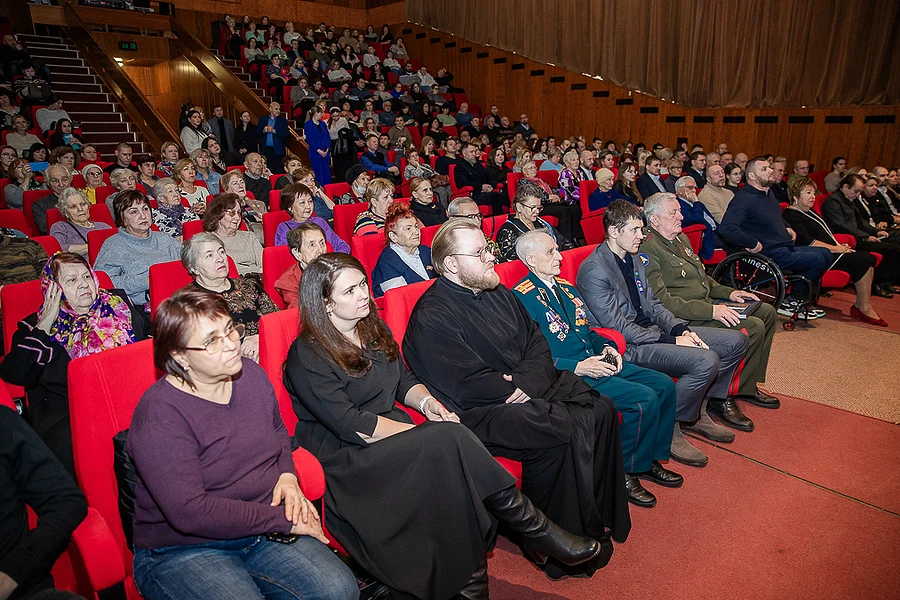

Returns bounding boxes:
[454,141,506,215]
[205,105,235,153]
[636,155,667,200]
[687,152,707,188]
[256,101,289,174]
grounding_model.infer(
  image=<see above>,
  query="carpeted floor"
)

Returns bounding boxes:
[817,288,900,334]
[764,317,900,423]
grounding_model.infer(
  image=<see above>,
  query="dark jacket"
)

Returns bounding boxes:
[637,172,667,199]
[822,190,877,241]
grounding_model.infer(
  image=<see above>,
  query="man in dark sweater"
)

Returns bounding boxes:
[0,407,87,600]
[434,137,460,175]
[454,141,506,215]
[719,157,831,316]
[242,152,273,205]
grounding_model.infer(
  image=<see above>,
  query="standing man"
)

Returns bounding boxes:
[577,201,751,467]
[514,231,681,509]
[642,193,779,415]
[205,105,234,153]
[256,102,289,174]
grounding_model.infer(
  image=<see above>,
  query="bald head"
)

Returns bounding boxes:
[706,164,725,187]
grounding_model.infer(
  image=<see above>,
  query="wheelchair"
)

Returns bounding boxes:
[710,251,817,331]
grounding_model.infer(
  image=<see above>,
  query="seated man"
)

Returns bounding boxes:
[404,220,630,580]
[576,201,751,467]
[636,155,667,200]
[0,406,87,600]
[719,157,832,318]
[514,230,681,509]
[454,141,506,215]
[697,164,734,223]
[642,192,780,415]
[434,137,460,175]
[673,176,719,260]
[242,152,273,204]
[359,133,402,185]
[446,196,504,262]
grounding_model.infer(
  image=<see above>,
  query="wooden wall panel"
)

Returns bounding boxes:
[93,32,171,63]
[402,24,900,169]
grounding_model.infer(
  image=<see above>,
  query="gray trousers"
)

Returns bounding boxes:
[625,326,749,422]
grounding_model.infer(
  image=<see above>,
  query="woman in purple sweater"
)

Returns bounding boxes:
[274,183,350,251]
[127,288,357,600]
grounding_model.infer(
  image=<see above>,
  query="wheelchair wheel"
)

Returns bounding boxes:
[711,252,786,307]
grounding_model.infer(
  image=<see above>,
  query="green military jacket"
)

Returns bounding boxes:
[640,227,735,321]
[512,272,613,373]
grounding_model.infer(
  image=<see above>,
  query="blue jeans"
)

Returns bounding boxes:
[764,245,832,296]
[133,536,358,600]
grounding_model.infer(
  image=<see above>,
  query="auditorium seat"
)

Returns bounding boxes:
[682,224,726,266]
[579,180,600,218]
[67,339,330,598]
[263,210,291,246]
[481,214,508,240]
[0,208,34,237]
[506,172,524,205]
[93,186,116,208]
[536,169,559,188]
[809,171,828,193]
[448,164,473,197]
[495,259,529,288]
[22,190,52,236]
[559,244,597,283]
[148,257,239,319]
[333,202,368,245]
[350,232,387,285]
[269,189,282,211]
[262,245,295,309]
[31,235,62,256]
[323,182,351,202]
[45,203,116,230]
[87,228,118,265]
[582,211,606,245]
[420,223,441,246]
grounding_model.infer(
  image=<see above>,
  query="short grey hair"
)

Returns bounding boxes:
[152,177,177,201]
[110,168,132,188]
[447,196,477,216]
[674,176,696,192]
[189,148,209,162]
[515,229,554,264]
[181,232,224,275]
[562,150,579,164]
[643,192,678,218]
[57,187,88,215]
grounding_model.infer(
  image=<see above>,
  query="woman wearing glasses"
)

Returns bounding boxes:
[496,181,572,262]
[127,287,358,600]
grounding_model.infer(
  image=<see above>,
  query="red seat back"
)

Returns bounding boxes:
[87,228,118,265]
[94,186,116,208]
[263,210,291,247]
[323,182,350,201]
[496,259,529,289]
[579,179,599,217]
[258,308,300,434]
[0,208,33,236]
[182,219,204,242]
[350,232,387,283]
[31,235,62,256]
[382,279,435,349]
[420,223,441,247]
[813,192,827,215]
[682,224,705,256]
[269,189,282,212]
[506,172,524,205]
[809,171,828,193]
[22,190,52,236]
[333,202,368,245]
[582,211,606,245]
[537,170,560,188]
[148,258,239,319]
[559,244,597,283]
[481,214,508,240]
[263,245,296,309]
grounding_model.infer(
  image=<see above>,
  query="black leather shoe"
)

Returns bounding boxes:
[636,460,684,488]
[873,284,894,299]
[625,474,657,508]
[707,398,754,432]
[736,391,781,409]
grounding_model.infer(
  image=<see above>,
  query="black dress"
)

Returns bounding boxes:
[284,338,515,600]
[496,216,571,262]
[234,122,259,155]
[783,207,878,282]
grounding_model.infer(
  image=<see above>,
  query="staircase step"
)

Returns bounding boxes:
[18,34,67,46]
[87,132,140,145]
[34,56,85,68]
[93,142,151,156]
[52,81,104,94]
[52,68,95,80]
[72,112,124,123]
[80,120,132,133]
[65,101,119,113]
[27,48,81,60]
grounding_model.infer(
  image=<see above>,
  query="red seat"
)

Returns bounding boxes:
[350,232,387,284]
[495,259,529,289]
[536,170,559,189]
[93,186,117,208]
[31,235,62,256]
[579,180,600,218]
[442,125,458,137]
[481,214,508,240]
[420,223,441,247]
[448,164,473,197]
[148,258,239,320]
[333,202,367,245]
[0,208,33,236]
[269,189,282,212]
[226,165,245,173]
[263,210,291,247]
[323,182,350,202]
[813,192,827,215]
[682,224,725,266]
[87,228,118,265]
[506,172,524,206]
[582,212,606,245]
[559,244,597,283]
[22,190,52,236]
[46,203,116,230]
[262,245,296,309]
[809,171,828,194]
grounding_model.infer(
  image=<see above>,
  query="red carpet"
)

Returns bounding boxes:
[817,289,900,333]
[485,432,900,599]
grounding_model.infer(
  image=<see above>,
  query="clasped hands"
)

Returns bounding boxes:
[574,347,622,379]
[271,473,328,543]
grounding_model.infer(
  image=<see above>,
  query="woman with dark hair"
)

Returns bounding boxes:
[0,252,146,477]
[4,158,46,209]
[180,109,210,155]
[50,145,77,172]
[485,147,511,190]
[26,143,49,173]
[497,181,572,261]
[274,183,349,251]
[303,105,332,185]
[723,162,742,192]
[203,191,264,275]
[127,287,357,600]
[365,24,378,41]
[234,111,259,156]
[243,36,266,65]
[518,159,579,243]
[378,24,393,43]
[284,253,601,600]
[614,162,640,204]
[371,201,437,297]
[266,55,294,98]
[48,118,84,151]
[427,119,447,145]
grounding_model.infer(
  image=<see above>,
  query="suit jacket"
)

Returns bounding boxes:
[822,190,876,240]
[256,115,289,155]
[575,242,685,357]
[206,117,235,151]
[454,159,490,190]
[663,176,677,194]
[688,168,706,188]
[513,272,613,373]
[637,173,666,199]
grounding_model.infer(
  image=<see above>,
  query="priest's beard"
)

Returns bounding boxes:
[458,263,500,291]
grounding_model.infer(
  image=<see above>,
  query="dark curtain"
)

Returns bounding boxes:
[407,0,900,108]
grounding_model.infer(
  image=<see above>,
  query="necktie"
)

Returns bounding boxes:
[552,285,568,318]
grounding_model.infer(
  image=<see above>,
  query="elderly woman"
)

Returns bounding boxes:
[219,169,267,242]
[408,177,448,226]
[519,159,580,243]
[783,177,886,326]
[497,181,571,261]
[202,192,264,275]
[405,148,450,208]
[557,149,587,206]
[0,252,146,477]
[354,177,393,235]
[588,167,627,212]
[663,158,684,193]
[157,142,180,177]
[274,183,349,252]
[274,223,328,309]
[127,287,357,600]
[6,115,42,158]
[181,233,278,362]
[4,158,46,209]
[285,253,600,599]
[172,157,210,208]
[79,163,105,205]
[135,154,158,195]
[292,165,335,221]
[151,177,199,240]
[95,190,181,306]
[190,148,221,194]
[105,167,138,214]
[372,202,437,297]
[540,147,564,172]
[50,146,78,174]
[49,188,112,256]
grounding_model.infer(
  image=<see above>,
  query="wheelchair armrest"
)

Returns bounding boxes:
[69,507,127,592]
[590,328,626,354]
[291,446,326,501]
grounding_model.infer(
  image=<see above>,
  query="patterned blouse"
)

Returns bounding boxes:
[557,168,585,205]
[495,216,564,262]
[192,277,278,335]
[152,203,200,238]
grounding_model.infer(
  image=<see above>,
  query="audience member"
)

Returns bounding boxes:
[190,148,221,194]
[359,133,401,185]
[824,156,846,193]
[274,222,327,308]
[241,152,273,205]
[234,111,259,156]
[303,106,332,185]
[203,192,264,275]
[354,177,393,235]
[180,109,209,154]
[6,115,41,158]
[371,201,437,297]
[636,155,667,199]
[151,177,200,240]
[697,164,734,223]
[205,105,235,153]
[172,158,210,208]
[673,176,719,260]
[274,183,349,251]
[103,142,137,174]
[587,168,625,212]
[4,158,45,209]
[256,102,289,174]
[455,141,506,215]
[104,168,138,215]
[33,164,72,235]
[49,187,112,257]
[497,181,570,261]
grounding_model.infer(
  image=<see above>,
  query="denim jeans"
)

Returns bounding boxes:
[765,245,832,296]
[133,536,358,600]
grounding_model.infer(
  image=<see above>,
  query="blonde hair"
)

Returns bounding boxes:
[220,170,244,194]
[174,158,195,182]
[365,177,395,204]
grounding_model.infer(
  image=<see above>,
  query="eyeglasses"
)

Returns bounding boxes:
[457,213,484,221]
[450,246,496,263]
[183,323,245,354]
[517,202,541,211]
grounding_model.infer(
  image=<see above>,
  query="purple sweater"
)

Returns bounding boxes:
[128,359,296,549]
[274,216,350,253]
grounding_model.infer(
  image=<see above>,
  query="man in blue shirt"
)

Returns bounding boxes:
[255,101,289,174]
[359,133,401,185]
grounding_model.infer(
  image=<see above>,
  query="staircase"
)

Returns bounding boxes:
[18,33,151,157]
[215,51,304,130]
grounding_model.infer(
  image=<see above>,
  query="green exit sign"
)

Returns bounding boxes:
[118,41,138,51]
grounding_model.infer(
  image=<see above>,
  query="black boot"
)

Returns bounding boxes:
[454,555,489,600]
[484,486,601,566]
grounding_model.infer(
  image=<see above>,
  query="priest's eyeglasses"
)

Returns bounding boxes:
[450,246,496,263]
[184,323,246,354]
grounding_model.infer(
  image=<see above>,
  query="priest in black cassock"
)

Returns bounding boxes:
[403,219,631,579]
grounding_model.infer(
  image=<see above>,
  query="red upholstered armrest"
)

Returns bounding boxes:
[69,507,127,592]
[292,446,326,501]
[833,233,856,248]
[591,327,626,354]
[397,402,426,425]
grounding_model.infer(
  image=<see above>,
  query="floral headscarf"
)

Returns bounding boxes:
[38,254,137,359]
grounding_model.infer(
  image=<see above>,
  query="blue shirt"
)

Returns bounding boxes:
[265,116,275,149]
